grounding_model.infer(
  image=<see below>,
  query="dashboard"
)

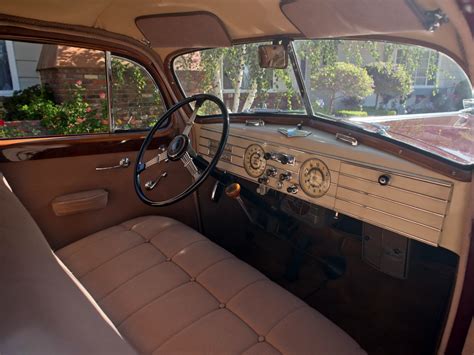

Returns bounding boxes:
[195,122,471,254]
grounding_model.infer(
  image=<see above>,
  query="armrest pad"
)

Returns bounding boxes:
[52,189,108,216]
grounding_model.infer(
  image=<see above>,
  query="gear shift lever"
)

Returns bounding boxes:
[225,183,254,223]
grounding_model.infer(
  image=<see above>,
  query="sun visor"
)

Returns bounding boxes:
[136,12,231,48]
[281,0,426,38]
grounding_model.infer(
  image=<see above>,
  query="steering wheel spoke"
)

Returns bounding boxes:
[181,151,201,180]
[138,150,168,174]
[182,99,204,137]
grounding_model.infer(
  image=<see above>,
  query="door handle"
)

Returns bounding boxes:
[96,157,130,171]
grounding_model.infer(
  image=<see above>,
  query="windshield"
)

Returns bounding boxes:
[173,43,305,115]
[173,40,473,166]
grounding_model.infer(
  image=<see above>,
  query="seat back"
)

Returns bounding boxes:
[0,173,135,355]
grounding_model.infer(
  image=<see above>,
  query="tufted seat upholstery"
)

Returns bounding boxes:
[57,215,364,354]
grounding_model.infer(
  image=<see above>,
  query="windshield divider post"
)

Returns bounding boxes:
[288,41,314,117]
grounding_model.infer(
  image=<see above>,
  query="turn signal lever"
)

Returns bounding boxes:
[225,183,254,223]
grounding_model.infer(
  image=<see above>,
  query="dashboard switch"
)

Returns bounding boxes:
[287,184,298,194]
[279,172,292,182]
[258,176,269,185]
[263,152,295,165]
[378,175,390,186]
[266,167,277,177]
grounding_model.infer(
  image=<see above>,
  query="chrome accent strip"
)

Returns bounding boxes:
[336,197,441,232]
[334,206,438,246]
[105,51,114,133]
[336,185,446,217]
[336,133,358,146]
[338,172,450,202]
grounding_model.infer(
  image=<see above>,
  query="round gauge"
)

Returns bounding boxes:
[299,158,331,197]
[244,144,266,177]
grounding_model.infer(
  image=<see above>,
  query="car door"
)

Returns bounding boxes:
[0,40,198,250]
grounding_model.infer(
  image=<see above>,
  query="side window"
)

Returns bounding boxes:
[110,56,166,131]
[0,40,167,139]
[0,41,109,138]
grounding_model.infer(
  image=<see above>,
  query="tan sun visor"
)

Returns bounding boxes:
[281,0,425,38]
[136,12,231,48]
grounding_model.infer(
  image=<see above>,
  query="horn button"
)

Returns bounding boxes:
[167,135,189,161]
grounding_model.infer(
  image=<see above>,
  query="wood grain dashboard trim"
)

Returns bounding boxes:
[0,125,178,162]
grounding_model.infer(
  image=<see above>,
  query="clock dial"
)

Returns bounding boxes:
[299,158,331,197]
[244,144,266,177]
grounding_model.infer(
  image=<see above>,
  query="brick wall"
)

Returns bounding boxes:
[39,67,107,109]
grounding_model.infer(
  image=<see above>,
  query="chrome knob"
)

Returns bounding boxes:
[287,184,298,194]
[378,174,390,186]
[258,176,269,185]
[266,167,277,177]
[279,172,292,182]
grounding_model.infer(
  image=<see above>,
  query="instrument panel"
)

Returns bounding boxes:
[299,158,331,198]
[243,144,266,177]
[195,123,467,253]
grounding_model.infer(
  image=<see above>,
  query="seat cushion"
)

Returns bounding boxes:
[57,215,365,354]
[0,174,135,355]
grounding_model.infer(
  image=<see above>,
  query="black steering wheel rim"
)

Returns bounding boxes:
[134,94,229,207]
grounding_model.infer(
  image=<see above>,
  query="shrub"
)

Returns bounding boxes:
[311,62,374,113]
[3,84,56,121]
[19,82,108,135]
[366,62,412,106]
[336,110,368,117]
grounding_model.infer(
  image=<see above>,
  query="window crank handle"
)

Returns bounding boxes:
[145,172,168,191]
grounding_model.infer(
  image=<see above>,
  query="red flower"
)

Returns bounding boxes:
[0,119,5,127]
[75,80,82,86]
[99,92,106,100]
[86,107,92,113]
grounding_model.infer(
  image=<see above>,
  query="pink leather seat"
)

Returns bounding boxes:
[57,215,365,354]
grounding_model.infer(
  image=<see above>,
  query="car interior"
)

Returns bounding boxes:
[0,1,473,354]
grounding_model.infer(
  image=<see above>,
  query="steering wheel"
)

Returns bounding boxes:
[134,94,229,207]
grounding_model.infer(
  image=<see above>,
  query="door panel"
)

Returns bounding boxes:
[0,145,198,250]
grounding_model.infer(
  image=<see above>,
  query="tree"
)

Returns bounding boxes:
[366,62,412,107]
[311,62,374,113]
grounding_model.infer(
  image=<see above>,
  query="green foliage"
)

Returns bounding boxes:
[3,84,56,121]
[362,107,397,116]
[366,62,412,104]
[336,110,368,117]
[311,62,374,113]
[0,126,24,138]
[19,82,108,135]
[111,57,165,129]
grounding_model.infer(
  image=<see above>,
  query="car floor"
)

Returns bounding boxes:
[208,216,456,355]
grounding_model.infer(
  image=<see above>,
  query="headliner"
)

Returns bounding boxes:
[0,0,472,81]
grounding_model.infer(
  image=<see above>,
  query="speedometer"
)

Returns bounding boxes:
[244,144,266,177]
[299,158,331,197]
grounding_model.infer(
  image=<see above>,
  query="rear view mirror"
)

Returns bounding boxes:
[258,44,288,69]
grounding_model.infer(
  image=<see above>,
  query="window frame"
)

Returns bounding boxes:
[0,40,20,97]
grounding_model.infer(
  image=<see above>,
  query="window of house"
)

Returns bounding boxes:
[0,40,166,139]
[173,43,304,115]
[0,40,19,95]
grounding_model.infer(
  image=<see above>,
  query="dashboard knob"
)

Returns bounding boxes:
[263,152,272,160]
[287,184,298,194]
[378,174,390,186]
[258,176,269,185]
[266,167,277,177]
[279,172,292,181]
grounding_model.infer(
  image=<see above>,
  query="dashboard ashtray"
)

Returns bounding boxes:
[278,127,311,137]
